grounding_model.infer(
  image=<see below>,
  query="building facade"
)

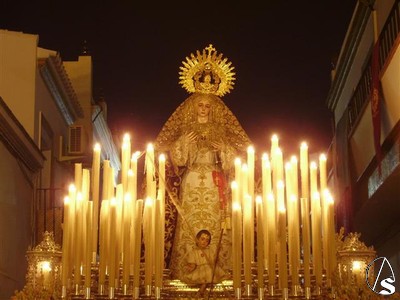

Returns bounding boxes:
[0,29,119,299]
[327,0,400,290]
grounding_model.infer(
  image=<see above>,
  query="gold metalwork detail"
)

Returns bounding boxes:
[336,227,374,252]
[179,44,235,96]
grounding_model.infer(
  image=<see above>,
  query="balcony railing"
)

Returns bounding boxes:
[348,0,400,133]
[34,188,64,245]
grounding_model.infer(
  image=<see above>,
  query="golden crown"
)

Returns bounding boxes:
[179,44,236,96]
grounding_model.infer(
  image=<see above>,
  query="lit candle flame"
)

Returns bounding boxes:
[234,157,241,166]
[231,181,238,189]
[267,193,274,202]
[247,145,255,154]
[310,161,317,169]
[125,193,132,202]
[145,197,153,207]
[147,143,154,152]
[123,133,130,142]
[233,202,241,211]
[69,184,76,193]
[301,142,308,150]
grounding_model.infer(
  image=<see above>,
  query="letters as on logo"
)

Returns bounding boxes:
[366,257,396,295]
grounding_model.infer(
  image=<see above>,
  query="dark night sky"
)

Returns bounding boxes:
[1,1,357,156]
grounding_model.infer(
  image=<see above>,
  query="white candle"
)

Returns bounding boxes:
[301,197,311,288]
[262,154,272,268]
[115,184,124,280]
[158,154,166,268]
[243,194,252,286]
[121,133,131,191]
[231,200,242,290]
[92,143,101,263]
[285,163,295,282]
[234,158,242,207]
[154,198,163,289]
[319,154,327,193]
[84,201,93,290]
[262,154,272,198]
[127,170,134,197]
[102,160,111,201]
[146,144,156,200]
[285,160,300,287]
[256,196,264,290]
[311,192,323,286]
[300,142,309,200]
[75,163,82,192]
[270,134,279,166]
[122,194,132,287]
[300,139,311,290]
[73,171,83,287]
[241,163,249,207]
[67,185,76,276]
[289,195,300,286]
[310,162,318,199]
[131,151,140,201]
[61,196,71,287]
[271,135,280,201]
[247,146,255,261]
[247,146,255,196]
[325,191,336,284]
[266,193,276,287]
[108,198,117,288]
[98,200,109,289]
[81,169,90,272]
[290,156,300,286]
[322,189,329,275]
[290,156,299,199]
[143,197,154,287]
[74,192,83,286]
[274,148,284,211]
[158,154,166,202]
[277,184,288,290]
[133,199,144,293]
[319,154,329,279]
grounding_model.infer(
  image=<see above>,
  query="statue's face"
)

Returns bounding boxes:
[196,233,211,248]
[197,98,211,119]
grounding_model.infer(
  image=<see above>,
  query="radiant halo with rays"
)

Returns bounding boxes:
[179,44,236,97]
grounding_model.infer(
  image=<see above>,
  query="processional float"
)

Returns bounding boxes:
[17,45,379,300]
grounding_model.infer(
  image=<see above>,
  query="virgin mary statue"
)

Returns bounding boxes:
[155,45,251,284]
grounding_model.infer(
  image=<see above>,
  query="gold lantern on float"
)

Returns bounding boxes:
[17,231,62,299]
[336,228,376,286]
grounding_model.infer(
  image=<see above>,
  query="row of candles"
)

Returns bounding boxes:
[60,133,337,298]
[231,135,337,297]
[61,134,166,299]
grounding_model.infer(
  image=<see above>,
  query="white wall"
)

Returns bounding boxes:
[64,56,93,152]
[0,143,34,300]
[0,30,37,139]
